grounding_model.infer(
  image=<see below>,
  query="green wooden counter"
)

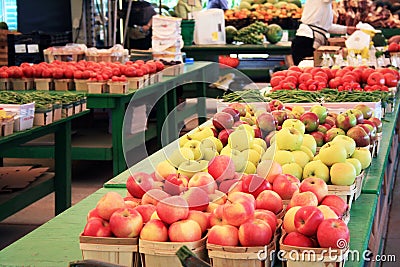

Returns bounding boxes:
[0,187,378,266]
[0,110,90,221]
[0,62,217,176]
[362,98,400,195]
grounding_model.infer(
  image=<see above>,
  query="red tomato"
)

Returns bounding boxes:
[74,70,83,79]
[0,71,8,78]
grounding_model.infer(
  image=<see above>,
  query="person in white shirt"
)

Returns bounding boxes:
[291,0,356,65]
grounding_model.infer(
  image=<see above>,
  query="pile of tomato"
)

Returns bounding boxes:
[0,59,165,83]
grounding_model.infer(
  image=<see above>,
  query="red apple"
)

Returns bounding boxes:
[320,195,348,217]
[213,112,234,130]
[218,178,240,194]
[317,218,350,248]
[87,208,102,221]
[109,208,143,238]
[222,198,255,227]
[336,113,357,132]
[208,155,236,181]
[254,209,278,233]
[368,117,382,133]
[241,174,272,198]
[256,112,277,133]
[187,210,209,234]
[256,159,283,184]
[299,177,328,204]
[221,107,240,122]
[272,174,300,200]
[218,129,234,146]
[164,173,189,195]
[83,217,112,237]
[126,172,154,198]
[354,104,373,120]
[156,195,189,224]
[96,192,126,220]
[209,204,226,226]
[188,172,217,194]
[134,204,156,223]
[294,206,324,237]
[346,125,370,147]
[140,219,168,242]
[255,190,283,214]
[238,219,273,246]
[141,188,170,206]
[168,219,202,242]
[310,131,326,147]
[229,102,246,116]
[269,99,284,111]
[283,232,315,248]
[288,191,319,208]
[181,187,210,211]
[207,224,239,246]
[300,112,320,132]
[271,110,287,126]
[227,191,256,208]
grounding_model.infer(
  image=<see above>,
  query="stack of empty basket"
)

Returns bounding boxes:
[151,15,183,63]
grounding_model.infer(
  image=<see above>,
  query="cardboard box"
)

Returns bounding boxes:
[314,46,342,67]
[34,109,53,126]
[328,37,346,47]
[0,102,35,131]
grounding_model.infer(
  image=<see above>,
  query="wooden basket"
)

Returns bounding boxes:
[33,109,53,126]
[354,171,365,201]
[87,81,107,94]
[374,132,382,157]
[54,78,73,91]
[12,78,34,90]
[79,235,139,267]
[127,77,145,90]
[74,79,89,91]
[1,119,14,136]
[108,81,129,94]
[327,182,356,211]
[279,232,348,267]
[34,78,53,91]
[139,236,208,267]
[0,78,11,90]
[207,233,278,267]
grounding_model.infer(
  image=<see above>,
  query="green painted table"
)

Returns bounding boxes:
[0,62,217,176]
[0,110,90,222]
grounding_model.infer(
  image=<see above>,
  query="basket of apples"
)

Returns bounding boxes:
[80,191,142,267]
[280,205,350,267]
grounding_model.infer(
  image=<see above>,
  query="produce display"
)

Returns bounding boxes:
[233,21,268,44]
[79,96,385,266]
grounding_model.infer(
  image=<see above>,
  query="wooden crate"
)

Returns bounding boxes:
[87,81,107,94]
[54,79,73,91]
[34,78,53,91]
[108,81,128,94]
[207,234,277,267]
[327,182,356,211]
[139,237,208,267]
[79,235,139,267]
[0,78,11,90]
[279,232,348,267]
[127,77,144,90]
[74,79,89,92]
[12,78,34,90]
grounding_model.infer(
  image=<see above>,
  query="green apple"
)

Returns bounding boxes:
[302,160,330,182]
[292,106,305,118]
[228,129,253,151]
[220,146,232,156]
[250,143,265,157]
[310,105,328,124]
[346,158,362,176]
[230,148,247,172]
[282,119,306,135]
[299,145,314,160]
[200,138,216,151]
[242,161,257,174]
[282,162,303,180]
[205,136,223,153]
[261,143,277,161]
[273,150,295,166]
[318,142,347,166]
[237,124,255,138]
[187,126,214,141]
[252,138,267,150]
[330,162,356,186]
[241,148,261,165]
[291,150,310,168]
[240,116,255,125]
[179,135,192,147]
[183,140,202,160]
[177,160,208,178]
[302,134,317,155]
[351,147,372,169]
[331,135,356,158]
[275,127,304,151]
[168,147,195,168]
[201,147,219,161]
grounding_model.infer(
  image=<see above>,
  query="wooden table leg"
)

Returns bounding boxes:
[54,120,72,215]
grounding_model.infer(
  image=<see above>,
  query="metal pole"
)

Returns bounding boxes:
[113,0,118,45]
[122,0,132,46]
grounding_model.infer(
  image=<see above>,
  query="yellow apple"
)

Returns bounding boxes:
[291,150,310,168]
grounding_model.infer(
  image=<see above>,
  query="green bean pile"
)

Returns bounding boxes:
[221,90,266,103]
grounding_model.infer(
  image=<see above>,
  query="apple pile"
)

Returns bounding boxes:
[270,65,399,91]
[282,182,350,249]
[207,191,280,247]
